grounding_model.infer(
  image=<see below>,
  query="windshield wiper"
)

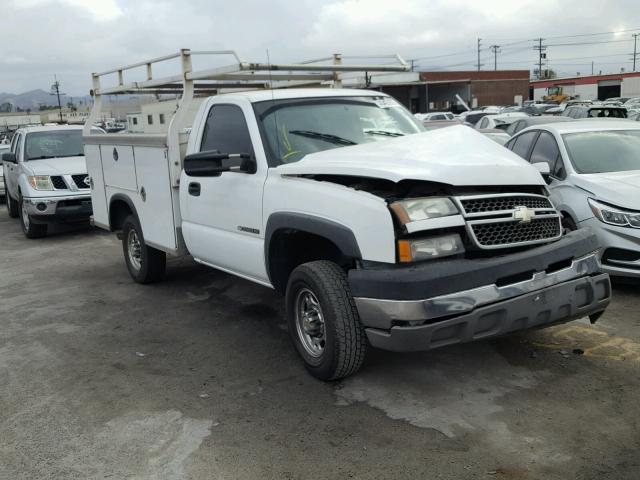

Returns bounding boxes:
[364,130,404,137]
[289,130,357,146]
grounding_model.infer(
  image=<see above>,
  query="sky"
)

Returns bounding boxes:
[2,0,640,95]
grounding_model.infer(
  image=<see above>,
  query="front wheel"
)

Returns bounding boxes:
[6,193,18,218]
[286,260,367,381]
[19,195,47,238]
[121,214,166,284]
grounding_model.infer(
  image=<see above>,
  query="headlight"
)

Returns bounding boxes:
[398,234,465,263]
[27,175,54,191]
[390,197,458,225]
[588,198,640,228]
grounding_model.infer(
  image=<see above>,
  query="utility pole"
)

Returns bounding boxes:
[632,33,639,71]
[476,38,482,71]
[50,75,65,124]
[591,61,594,76]
[490,45,500,70]
[533,38,547,79]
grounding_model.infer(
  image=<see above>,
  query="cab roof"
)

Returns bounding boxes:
[15,125,84,135]
[214,88,387,103]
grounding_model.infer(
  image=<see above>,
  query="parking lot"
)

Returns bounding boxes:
[0,211,639,480]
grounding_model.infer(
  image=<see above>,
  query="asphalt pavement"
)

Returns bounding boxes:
[0,209,638,480]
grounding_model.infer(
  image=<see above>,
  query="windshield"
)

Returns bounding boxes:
[563,130,640,173]
[253,96,424,165]
[25,130,84,161]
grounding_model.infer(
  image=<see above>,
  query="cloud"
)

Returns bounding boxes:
[1,0,640,94]
[12,0,123,21]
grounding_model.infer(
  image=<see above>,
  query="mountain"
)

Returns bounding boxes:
[0,89,92,111]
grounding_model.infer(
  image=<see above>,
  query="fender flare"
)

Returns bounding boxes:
[108,193,139,231]
[264,212,362,282]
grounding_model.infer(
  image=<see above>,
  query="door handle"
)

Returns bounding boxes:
[188,182,201,196]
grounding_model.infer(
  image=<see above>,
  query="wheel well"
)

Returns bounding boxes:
[109,199,133,231]
[268,229,354,294]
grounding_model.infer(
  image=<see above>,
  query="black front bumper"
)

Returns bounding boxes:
[348,230,611,352]
[349,229,600,301]
[364,273,610,352]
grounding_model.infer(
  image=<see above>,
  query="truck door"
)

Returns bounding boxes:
[181,102,269,285]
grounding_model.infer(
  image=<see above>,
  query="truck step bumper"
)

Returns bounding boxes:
[364,273,611,352]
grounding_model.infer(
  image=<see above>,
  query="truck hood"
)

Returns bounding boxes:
[276,125,545,186]
[23,156,87,176]
[571,171,640,210]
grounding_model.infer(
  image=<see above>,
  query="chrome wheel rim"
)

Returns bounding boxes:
[295,288,326,358]
[21,200,29,229]
[127,229,142,271]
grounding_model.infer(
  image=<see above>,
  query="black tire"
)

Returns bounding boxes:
[18,194,47,238]
[285,260,367,381]
[121,214,166,284]
[6,193,18,218]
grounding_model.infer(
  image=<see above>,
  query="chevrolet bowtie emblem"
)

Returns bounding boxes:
[513,205,536,224]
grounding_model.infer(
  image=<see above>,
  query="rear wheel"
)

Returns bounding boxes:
[19,195,47,238]
[122,214,166,283]
[6,193,18,218]
[285,260,367,381]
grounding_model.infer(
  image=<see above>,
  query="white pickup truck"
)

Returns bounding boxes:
[85,51,611,380]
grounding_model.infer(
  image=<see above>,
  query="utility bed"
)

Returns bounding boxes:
[84,49,409,255]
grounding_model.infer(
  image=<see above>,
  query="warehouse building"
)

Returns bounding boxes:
[346,70,530,112]
[530,72,640,102]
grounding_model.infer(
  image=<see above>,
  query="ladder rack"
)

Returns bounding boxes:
[84,49,410,186]
[90,49,409,96]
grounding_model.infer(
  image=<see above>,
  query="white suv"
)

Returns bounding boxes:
[2,125,97,238]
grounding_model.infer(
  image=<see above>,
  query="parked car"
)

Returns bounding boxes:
[1,125,100,238]
[475,112,529,130]
[562,105,627,119]
[500,105,541,116]
[85,53,611,380]
[623,97,640,109]
[477,128,510,145]
[0,143,9,197]
[462,111,495,126]
[415,112,456,122]
[415,112,461,130]
[605,97,630,104]
[505,120,640,278]
[505,116,573,136]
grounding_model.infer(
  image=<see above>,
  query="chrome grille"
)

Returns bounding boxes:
[460,196,552,215]
[455,193,562,249]
[471,218,561,247]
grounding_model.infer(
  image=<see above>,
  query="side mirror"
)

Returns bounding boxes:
[532,162,552,184]
[183,150,255,177]
[2,152,16,164]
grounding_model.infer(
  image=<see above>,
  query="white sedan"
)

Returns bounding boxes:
[475,112,529,130]
[505,119,640,278]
